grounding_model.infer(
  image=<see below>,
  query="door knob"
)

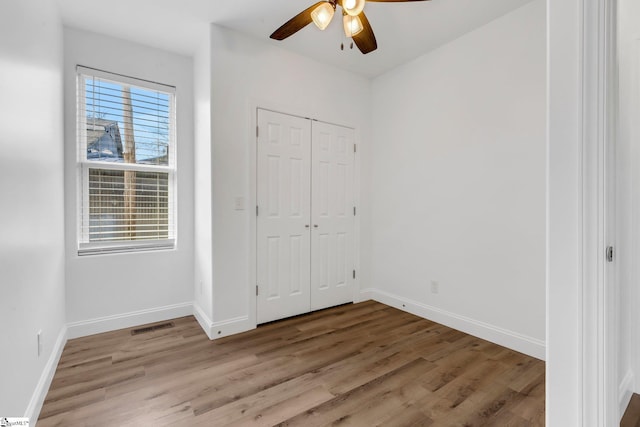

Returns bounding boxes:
[313,224,318,228]
[305,224,310,228]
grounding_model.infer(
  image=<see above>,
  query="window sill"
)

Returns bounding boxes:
[78,240,175,256]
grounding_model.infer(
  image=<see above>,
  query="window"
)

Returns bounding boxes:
[77,66,176,255]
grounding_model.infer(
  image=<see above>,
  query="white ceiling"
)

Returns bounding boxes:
[55,0,533,78]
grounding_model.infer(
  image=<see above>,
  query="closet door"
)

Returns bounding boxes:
[256,109,312,324]
[310,121,355,310]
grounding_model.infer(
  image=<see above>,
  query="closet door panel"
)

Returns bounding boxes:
[257,109,312,323]
[310,122,355,310]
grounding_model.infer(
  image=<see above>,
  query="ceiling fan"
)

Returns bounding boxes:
[270,0,429,54]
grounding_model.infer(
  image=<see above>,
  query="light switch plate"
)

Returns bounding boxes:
[234,196,245,211]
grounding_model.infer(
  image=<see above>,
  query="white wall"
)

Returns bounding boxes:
[63,28,195,336]
[369,0,546,358]
[618,0,640,403]
[193,32,214,332]
[204,25,372,335]
[0,0,66,418]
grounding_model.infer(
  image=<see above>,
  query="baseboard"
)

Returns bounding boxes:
[25,325,67,425]
[211,316,253,339]
[354,288,373,303]
[66,302,193,339]
[361,288,546,360]
[619,369,635,420]
[193,303,214,339]
[192,303,254,340]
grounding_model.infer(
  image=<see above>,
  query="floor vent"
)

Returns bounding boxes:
[131,321,175,335]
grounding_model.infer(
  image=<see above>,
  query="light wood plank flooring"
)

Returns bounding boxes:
[38,301,545,426]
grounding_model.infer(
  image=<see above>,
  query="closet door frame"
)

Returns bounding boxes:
[251,106,360,327]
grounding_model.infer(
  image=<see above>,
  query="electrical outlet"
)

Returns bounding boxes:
[430,280,439,294]
[37,330,42,357]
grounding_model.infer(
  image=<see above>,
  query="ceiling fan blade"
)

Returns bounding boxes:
[270,1,328,40]
[352,11,377,54]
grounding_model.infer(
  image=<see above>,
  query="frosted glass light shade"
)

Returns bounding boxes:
[342,0,365,16]
[311,3,335,30]
[343,14,363,37]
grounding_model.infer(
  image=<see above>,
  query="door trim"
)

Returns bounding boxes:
[579,0,618,424]
[547,0,618,423]
[633,38,640,409]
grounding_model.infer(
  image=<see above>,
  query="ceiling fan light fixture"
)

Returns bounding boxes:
[343,14,363,38]
[342,0,365,17]
[311,2,335,31]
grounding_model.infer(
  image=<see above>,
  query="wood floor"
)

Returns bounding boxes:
[622,394,640,427]
[38,301,545,426]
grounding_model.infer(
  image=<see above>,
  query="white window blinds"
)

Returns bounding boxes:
[77,66,177,255]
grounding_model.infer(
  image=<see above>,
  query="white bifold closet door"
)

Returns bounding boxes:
[256,110,312,323]
[256,109,354,324]
[310,121,355,311]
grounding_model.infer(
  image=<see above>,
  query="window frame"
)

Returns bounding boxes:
[76,66,178,256]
